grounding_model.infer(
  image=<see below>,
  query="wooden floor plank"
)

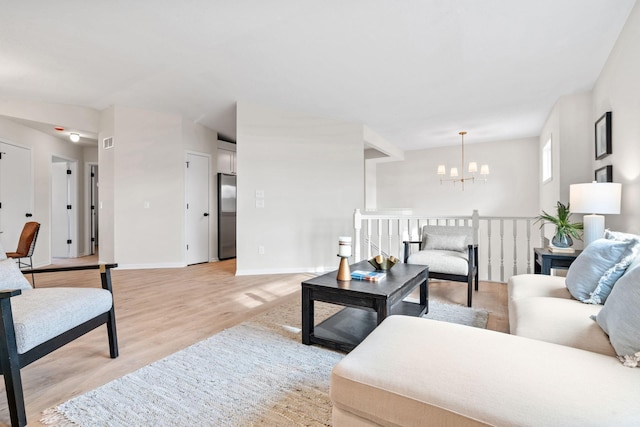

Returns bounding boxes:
[0,258,508,426]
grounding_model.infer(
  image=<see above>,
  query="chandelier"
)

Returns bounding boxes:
[437,131,489,190]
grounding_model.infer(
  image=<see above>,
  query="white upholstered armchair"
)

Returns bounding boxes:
[403,225,478,307]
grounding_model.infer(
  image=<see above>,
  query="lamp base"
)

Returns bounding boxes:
[583,214,605,247]
[337,256,351,281]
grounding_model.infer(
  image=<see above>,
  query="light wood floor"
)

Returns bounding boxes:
[1,258,508,427]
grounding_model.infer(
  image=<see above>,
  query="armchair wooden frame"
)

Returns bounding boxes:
[404,241,479,307]
[5,222,40,286]
[0,263,118,427]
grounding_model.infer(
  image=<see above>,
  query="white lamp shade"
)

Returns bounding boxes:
[480,164,489,175]
[570,182,621,214]
[468,162,478,173]
[450,167,458,177]
[437,165,446,175]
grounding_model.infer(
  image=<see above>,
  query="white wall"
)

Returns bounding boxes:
[236,102,365,274]
[376,137,539,217]
[99,106,185,268]
[538,92,592,245]
[592,0,640,234]
[539,2,640,236]
[98,107,116,263]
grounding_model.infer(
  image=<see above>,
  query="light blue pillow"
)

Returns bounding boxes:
[565,238,639,304]
[595,264,640,366]
[604,229,640,242]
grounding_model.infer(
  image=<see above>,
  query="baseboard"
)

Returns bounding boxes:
[235,265,332,276]
[109,262,187,270]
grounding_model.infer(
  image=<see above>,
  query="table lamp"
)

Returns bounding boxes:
[569,182,621,247]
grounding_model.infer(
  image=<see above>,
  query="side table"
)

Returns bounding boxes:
[534,247,582,275]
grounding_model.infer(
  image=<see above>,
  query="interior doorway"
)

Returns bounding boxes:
[0,142,33,252]
[51,157,78,258]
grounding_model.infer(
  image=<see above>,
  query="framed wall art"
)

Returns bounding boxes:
[595,165,613,183]
[595,111,612,160]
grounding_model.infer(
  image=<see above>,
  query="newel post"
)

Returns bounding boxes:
[354,209,362,261]
[472,209,480,245]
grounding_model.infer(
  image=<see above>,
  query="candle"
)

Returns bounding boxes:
[338,236,352,257]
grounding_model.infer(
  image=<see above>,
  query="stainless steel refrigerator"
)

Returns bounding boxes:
[218,173,236,260]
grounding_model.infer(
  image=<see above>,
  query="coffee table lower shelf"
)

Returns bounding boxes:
[311,301,427,352]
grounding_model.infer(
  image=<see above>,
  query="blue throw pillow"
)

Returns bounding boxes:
[565,238,639,304]
[595,264,640,366]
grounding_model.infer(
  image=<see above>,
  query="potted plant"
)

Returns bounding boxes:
[535,201,583,248]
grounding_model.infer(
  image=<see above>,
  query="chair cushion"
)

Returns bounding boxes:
[420,225,474,248]
[423,233,467,252]
[0,258,32,291]
[407,250,468,276]
[11,287,113,354]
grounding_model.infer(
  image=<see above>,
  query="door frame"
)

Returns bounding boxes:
[85,162,98,256]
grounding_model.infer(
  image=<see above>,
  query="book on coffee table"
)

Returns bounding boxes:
[351,270,386,282]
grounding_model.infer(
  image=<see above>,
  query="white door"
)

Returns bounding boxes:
[51,159,78,258]
[185,153,210,265]
[0,142,33,251]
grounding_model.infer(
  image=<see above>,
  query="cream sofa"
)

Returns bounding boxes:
[330,234,640,426]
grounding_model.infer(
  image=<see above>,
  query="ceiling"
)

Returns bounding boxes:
[0,1,635,150]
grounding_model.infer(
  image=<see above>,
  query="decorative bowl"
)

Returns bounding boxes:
[368,255,399,271]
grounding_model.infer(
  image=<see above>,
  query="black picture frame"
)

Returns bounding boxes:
[595,165,613,183]
[595,111,612,160]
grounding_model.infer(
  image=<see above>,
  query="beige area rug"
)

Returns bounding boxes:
[41,299,488,426]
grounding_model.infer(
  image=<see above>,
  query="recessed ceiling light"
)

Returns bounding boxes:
[69,133,80,143]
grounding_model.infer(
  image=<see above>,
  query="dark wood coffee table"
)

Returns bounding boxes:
[301,260,428,352]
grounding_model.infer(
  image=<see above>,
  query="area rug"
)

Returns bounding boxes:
[423,300,489,328]
[41,298,489,426]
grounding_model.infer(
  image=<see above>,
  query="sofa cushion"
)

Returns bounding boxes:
[330,316,640,427]
[407,250,468,275]
[509,296,614,356]
[0,258,32,291]
[565,238,638,304]
[595,264,640,367]
[508,274,570,301]
[11,287,113,354]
